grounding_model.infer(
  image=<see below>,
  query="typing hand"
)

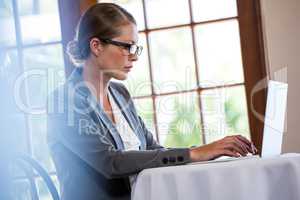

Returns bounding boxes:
[189,135,258,162]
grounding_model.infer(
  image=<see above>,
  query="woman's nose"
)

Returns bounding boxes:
[129,54,138,62]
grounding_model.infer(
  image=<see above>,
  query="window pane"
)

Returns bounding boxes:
[201,86,250,144]
[18,0,61,45]
[124,33,151,96]
[23,45,64,172]
[192,0,237,22]
[18,0,34,15]
[156,92,202,147]
[99,0,145,31]
[0,50,28,158]
[4,113,28,179]
[195,20,244,87]
[133,97,157,140]
[145,0,190,29]
[6,114,28,153]
[0,0,16,47]
[149,27,197,94]
[0,50,23,113]
[18,0,60,15]
[29,115,56,172]
[23,44,65,111]
[12,179,32,200]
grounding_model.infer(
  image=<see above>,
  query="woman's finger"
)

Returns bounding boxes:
[235,135,256,153]
[223,136,247,156]
[222,149,240,158]
[235,136,254,153]
[233,137,249,155]
[224,142,246,156]
[236,135,252,147]
[236,136,260,155]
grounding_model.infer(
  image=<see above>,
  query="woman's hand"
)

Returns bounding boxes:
[189,135,258,162]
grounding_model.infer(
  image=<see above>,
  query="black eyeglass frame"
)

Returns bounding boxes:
[97,38,143,56]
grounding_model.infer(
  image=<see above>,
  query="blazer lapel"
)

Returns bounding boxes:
[86,94,125,150]
[108,84,146,149]
[69,67,125,150]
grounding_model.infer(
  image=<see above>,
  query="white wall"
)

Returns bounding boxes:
[260,0,300,152]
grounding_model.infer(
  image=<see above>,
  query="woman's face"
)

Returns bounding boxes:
[95,23,139,80]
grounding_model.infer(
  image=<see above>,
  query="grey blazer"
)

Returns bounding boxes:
[47,67,191,200]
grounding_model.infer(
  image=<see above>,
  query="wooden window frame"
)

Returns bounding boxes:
[237,0,267,154]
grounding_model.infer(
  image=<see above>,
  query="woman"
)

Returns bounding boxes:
[47,3,257,200]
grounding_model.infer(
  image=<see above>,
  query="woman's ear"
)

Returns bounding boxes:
[89,38,103,57]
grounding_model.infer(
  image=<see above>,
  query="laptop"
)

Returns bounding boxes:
[261,80,288,157]
[190,80,288,164]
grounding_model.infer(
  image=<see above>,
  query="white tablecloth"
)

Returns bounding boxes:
[131,154,300,200]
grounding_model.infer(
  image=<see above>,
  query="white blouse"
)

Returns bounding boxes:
[107,89,141,188]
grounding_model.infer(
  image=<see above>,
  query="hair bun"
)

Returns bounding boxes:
[66,40,84,66]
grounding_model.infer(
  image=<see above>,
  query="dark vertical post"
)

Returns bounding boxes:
[237,0,267,154]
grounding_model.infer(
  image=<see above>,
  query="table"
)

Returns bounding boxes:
[131,154,300,200]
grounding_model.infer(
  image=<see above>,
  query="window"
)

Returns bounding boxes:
[98,0,266,148]
[0,0,64,198]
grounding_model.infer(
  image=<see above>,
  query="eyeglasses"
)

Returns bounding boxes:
[98,38,143,57]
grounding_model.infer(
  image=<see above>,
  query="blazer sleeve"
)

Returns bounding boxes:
[47,89,191,180]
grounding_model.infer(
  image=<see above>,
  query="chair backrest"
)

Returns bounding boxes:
[13,154,60,200]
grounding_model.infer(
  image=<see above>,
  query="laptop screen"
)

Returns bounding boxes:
[261,80,288,157]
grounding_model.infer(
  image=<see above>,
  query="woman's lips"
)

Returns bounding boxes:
[124,66,132,71]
